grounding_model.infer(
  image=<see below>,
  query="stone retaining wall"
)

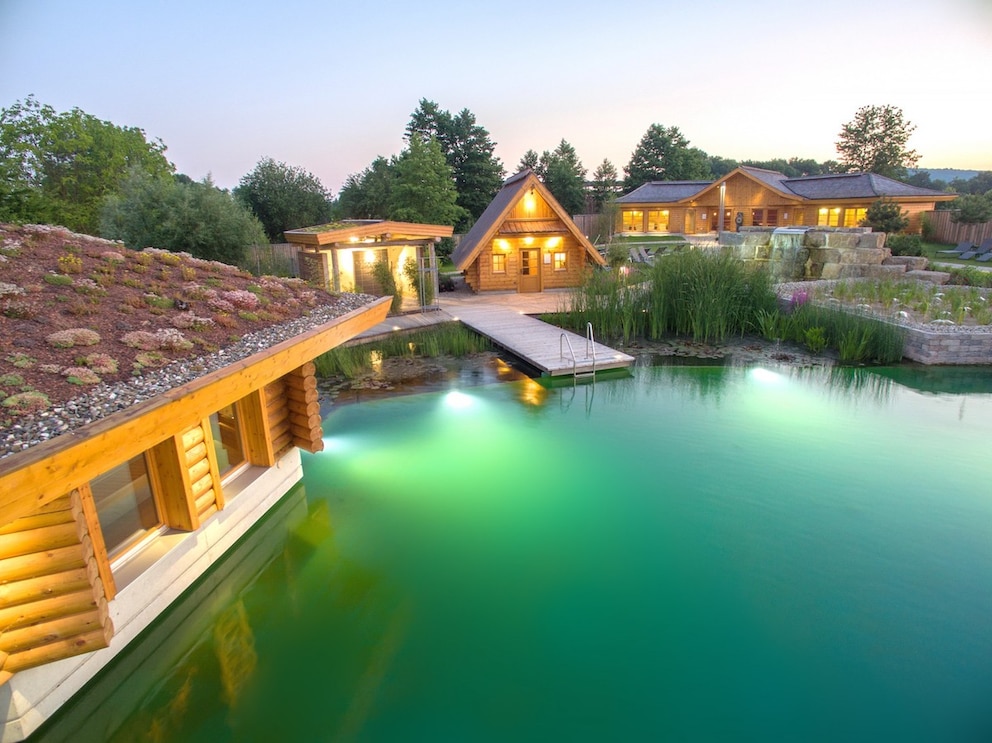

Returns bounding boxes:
[901,326,992,365]
[720,227,897,281]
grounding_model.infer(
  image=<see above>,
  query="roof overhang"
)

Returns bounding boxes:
[284,220,454,248]
[0,297,390,527]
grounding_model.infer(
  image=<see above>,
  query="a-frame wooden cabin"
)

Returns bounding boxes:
[452,170,606,293]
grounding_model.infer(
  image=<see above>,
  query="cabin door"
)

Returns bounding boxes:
[519,248,541,293]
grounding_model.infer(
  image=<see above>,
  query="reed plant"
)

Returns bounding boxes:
[314,323,490,379]
[644,251,777,342]
[789,304,904,364]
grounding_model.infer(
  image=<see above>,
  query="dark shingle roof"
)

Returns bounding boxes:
[451,170,531,267]
[616,181,710,204]
[781,172,950,200]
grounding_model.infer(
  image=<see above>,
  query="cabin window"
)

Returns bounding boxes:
[210,403,247,478]
[818,207,841,227]
[751,209,764,226]
[844,208,867,227]
[647,210,669,232]
[492,253,507,274]
[766,209,778,227]
[90,454,162,557]
[621,210,642,232]
[553,252,567,271]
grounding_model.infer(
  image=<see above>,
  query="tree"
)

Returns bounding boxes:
[950,193,992,224]
[388,134,466,226]
[836,104,919,179]
[862,198,909,234]
[518,150,540,173]
[234,157,332,240]
[537,140,586,216]
[948,171,992,195]
[708,156,739,178]
[406,100,504,229]
[623,124,711,192]
[0,96,172,233]
[590,159,620,210]
[101,170,267,267]
[335,156,395,219]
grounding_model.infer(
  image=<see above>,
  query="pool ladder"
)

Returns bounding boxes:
[559,323,597,380]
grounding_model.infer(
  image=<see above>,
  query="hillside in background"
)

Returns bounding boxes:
[909,168,980,183]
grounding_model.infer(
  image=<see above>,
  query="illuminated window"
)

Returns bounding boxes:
[844,208,867,227]
[553,252,567,271]
[91,455,161,557]
[210,403,246,478]
[817,207,841,227]
[647,210,669,232]
[766,209,778,227]
[492,253,506,274]
[621,210,642,232]
[751,209,764,226]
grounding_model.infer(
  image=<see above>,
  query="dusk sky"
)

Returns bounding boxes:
[2,0,990,195]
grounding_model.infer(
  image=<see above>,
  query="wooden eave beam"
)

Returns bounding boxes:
[0,297,390,527]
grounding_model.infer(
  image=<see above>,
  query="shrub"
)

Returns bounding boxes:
[5,353,35,368]
[171,314,215,330]
[57,253,83,274]
[222,289,261,310]
[63,366,102,384]
[886,234,923,257]
[372,260,402,314]
[43,273,74,286]
[46,328,101,348]
[0,373,26,387]
[81,352,118,374]
[2,391,50,414]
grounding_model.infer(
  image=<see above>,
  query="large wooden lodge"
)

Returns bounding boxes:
[616,166,956,236]
[0,290,388,740]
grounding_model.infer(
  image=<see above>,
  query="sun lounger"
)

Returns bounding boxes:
[937,241,975,255]
[976,252,992,262]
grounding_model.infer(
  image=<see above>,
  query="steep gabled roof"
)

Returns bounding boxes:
[452,170,605,270]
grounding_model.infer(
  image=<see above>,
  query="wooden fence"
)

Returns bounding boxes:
[924,210,992,245]
[245,243,299,276]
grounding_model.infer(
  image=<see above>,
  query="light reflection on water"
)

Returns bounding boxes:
[32,364,992,743]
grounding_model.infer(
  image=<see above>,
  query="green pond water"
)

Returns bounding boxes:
[35,364,992,742]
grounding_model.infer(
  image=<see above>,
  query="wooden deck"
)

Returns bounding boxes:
[451,305,635,377]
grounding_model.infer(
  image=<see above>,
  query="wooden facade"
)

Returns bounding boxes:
[285,220,454,304]
[0,298,388,709]
[617,167,957,236]
[453,170,606,293]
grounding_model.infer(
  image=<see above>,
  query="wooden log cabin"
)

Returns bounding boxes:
[452,170,606,293]
[284,220,454,304]
[616,166,956,236]
[0,295,389,741]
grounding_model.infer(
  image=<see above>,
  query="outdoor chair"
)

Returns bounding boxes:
[976,251,992,262]
[958,240,992,261]
[937,241,975,255]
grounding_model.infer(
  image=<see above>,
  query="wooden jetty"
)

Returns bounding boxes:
[451,306,635,377]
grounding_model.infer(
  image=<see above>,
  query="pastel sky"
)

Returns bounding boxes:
[2,0,990,195]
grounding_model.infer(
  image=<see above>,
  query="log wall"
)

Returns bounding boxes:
[0,492,113,682]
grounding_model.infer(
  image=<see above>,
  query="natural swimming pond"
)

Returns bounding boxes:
[35,363,992,742]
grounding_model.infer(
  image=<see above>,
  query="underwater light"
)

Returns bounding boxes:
[443,390,474,410]
[750,367,782,384]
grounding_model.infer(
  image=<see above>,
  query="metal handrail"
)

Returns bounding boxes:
[560,332,577,376]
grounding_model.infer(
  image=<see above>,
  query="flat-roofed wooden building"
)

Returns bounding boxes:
[452,170,606,293]
[0,281,388,740]
[616,166,956,236]
[285,220,454,305]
